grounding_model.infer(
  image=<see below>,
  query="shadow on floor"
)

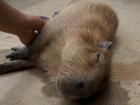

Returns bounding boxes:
[29,68,130,105]
[58,81,130,105]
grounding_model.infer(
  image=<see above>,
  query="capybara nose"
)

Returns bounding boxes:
[57,78,91,99]
[72,80,86,89]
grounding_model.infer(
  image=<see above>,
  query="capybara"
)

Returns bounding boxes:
[0,0,118,100]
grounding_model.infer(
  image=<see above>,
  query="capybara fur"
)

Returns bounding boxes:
[38,0,118,100]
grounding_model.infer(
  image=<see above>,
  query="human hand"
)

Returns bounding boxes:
[0,0,46,45]
[17,15,45,45]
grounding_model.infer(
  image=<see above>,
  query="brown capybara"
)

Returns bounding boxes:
[0,0,118,100]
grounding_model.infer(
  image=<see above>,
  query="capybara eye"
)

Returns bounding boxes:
[96,54,106,64]
[97,53,100,62]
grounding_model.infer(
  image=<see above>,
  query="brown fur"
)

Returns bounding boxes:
[37,0,118,99]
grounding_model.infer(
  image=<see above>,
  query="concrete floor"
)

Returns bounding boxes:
[0,0,140,105]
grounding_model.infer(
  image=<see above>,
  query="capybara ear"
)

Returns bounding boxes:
[52,11,60,17]
[99,41,113,50]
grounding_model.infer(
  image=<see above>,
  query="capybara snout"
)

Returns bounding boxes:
[57,69,107,100]
[55,44,111,99]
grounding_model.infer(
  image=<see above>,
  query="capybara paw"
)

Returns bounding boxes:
[6,47,29,60]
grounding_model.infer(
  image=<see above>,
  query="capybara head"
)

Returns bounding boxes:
[55,40,111,100]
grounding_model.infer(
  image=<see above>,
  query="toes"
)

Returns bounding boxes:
[6,47,29,61]
[11,47,20,51]
[6,54,11,58]
[6,50,20,60]
[6,53,17,60]
[8,55,15,61]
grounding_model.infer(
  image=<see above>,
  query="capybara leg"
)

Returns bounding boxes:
[0,60,34,74]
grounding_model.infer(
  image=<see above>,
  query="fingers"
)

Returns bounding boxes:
[32,16,46,31]
[17,15,46,45]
